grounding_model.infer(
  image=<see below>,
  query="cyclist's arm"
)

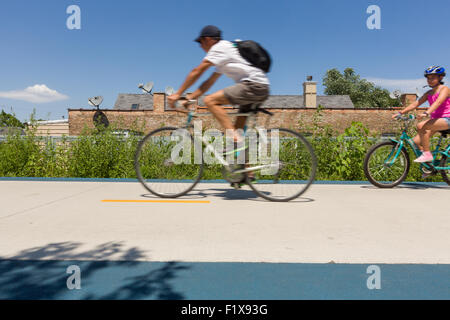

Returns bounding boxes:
[175,59,214,96]
[427,86,450,114]
[187,72,221,100]
[399,92,429,114]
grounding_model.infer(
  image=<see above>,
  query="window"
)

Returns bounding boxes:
[131,103,139,110]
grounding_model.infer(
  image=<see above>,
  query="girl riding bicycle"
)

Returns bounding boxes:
[393,66,450,163]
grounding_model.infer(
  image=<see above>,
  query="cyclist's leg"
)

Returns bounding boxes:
[204,89,247,145]
[234,105,253,180]
[214,82,269,167]
[235,114,247,131]
[414,119,448,162]
[224,81,269,134]
[421,118,449,151]
[234,103,252,129]
[413,133,425,151]
[203,90,235,132]
[226,83,269,182]
[203,90,246,173]
[414,120,430,151]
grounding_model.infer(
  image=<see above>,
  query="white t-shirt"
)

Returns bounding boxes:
[204,40,270,85]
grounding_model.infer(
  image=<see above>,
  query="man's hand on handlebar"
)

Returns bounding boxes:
[168,93,197,111]
[168,93,181,109]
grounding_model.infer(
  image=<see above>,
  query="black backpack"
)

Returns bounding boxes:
[233,40,272,73]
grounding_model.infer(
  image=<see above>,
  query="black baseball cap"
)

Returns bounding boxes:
[194,25,222,43]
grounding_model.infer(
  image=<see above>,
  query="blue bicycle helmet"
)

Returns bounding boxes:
[424,65,446,77]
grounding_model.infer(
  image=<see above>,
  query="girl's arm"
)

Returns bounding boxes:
[399,92,429,115]
[425,86,450,115]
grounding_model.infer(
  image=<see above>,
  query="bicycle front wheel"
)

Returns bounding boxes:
[246,128,317,202]
[134,127,203,198]
[363,141,410,188]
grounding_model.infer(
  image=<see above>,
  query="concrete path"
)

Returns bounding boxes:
[0,180,448,264]
[0,180,449,300]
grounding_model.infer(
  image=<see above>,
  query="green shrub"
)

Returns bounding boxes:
[0,115,448,183]
[68,125,140,178]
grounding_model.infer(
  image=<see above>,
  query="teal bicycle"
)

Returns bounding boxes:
[364,115,450,188]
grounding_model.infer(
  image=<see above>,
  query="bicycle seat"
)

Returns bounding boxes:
[250,103,274,116]
[439,129,450,137]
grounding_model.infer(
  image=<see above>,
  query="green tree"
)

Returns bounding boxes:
[323,68,401,108]
[0,110,25,128]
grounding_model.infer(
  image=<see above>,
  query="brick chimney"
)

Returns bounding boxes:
[303,79,317,108]
[400,93,418,107]
[153,92,165,113]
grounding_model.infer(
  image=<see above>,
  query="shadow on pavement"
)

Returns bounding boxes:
[361,183,449,190]
[197,187,260,200]
[138,184,315,203]
[138,186,259,201]
[399,182,449,190]
[0,242,189,300]
[140,192,208,200]
[193,187,315,203]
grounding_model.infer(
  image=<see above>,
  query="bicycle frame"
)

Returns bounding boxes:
[181,109,277,175]
[387,129,450,171]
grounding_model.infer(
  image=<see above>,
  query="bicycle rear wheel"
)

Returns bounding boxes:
[439,155,450,185]
[363,141,410,188]
[246,128,317,202]
[134,127,203,198]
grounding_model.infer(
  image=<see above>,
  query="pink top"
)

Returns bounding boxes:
[428,89,450,118]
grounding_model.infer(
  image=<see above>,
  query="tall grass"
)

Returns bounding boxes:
[0,115,448,182]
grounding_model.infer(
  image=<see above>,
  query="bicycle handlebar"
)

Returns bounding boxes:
[394,114,416,122]
[174,98,197,109]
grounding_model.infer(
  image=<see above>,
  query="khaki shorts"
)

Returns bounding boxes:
[223,81,270,111]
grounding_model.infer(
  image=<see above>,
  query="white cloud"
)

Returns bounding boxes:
[366,77,428,96]
[0,84,69,103]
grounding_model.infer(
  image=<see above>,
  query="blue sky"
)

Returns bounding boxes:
[0,0,449,121]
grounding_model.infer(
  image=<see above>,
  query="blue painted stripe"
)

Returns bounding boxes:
[0,260,448,300]
[0,177,447,186]
[0,177,139,182]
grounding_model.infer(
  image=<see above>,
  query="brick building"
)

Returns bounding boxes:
[68,81,420,136]
[27,119,69,137]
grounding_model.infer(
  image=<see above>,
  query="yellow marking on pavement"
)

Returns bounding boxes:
[102,199,210,204]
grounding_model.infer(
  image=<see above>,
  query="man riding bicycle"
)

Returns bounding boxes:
[167,25,270,145]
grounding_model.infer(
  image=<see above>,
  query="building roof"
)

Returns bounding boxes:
[200,95,355,109]
[114,94,154,110]
[0,127,25,135]
[316,95,354,109]
[28,119,69,125]
[114,93,355,110]
[262,95,303,109]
